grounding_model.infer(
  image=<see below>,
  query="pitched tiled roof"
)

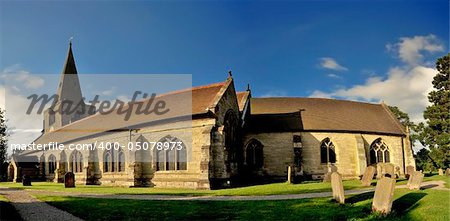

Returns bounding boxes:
[236,91,250,112]
[33,81,227,144]
[249,97,406,135]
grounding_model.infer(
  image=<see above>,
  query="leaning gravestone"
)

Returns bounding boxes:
[446,168,450,176]
[383,163,395,178]
[323,165,338,182]
[372,177,396,215]
[405,165,414,179]
[361,166,376,186]
[22,175,32,186]
[438,168,443,176]
[331,172,345,204]
[407,171,424,190]
[323,172,332,182]
[64,172,75,188]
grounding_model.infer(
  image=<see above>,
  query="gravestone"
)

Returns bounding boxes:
[405,165,414,179]
[64,172,75,188]
[438,168,443,176]
[287,166,292,184]
[361,166,376,186]
[331,172,345,204]
[383,163,395,178]
[323,172,332,182]
[407,171,424,190]
[323,165,338,182]
[372,177,396,215]
[22,175,31,186]
[446,168,450,176]
[376,163,385,179]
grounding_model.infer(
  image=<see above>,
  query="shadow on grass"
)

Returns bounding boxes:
[346,191,374,204]
[421,184,438,189]
[392,192,427,215]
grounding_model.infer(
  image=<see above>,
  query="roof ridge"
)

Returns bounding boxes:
[252,97,381,106]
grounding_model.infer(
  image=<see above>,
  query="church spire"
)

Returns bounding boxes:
[56,41,83,103]
[62,39,78,75]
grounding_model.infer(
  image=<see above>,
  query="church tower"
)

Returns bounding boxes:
[43,42,95,133]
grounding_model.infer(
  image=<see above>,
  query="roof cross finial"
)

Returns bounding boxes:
[69,36,74,46]
[246,83,250,91]
[228,70,232,77]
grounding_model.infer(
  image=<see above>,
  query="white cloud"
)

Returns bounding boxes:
[311,34,444,153]
[386,34,444,65]
[326,73,342,79]
[311,66,435,123]
[1,65,45,89]
[1,65,47,153]
[320,57,348,71]
[101,87,116,96]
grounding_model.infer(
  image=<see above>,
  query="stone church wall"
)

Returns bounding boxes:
[243,132,410,180]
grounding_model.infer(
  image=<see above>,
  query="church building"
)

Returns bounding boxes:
[8,44,416,189]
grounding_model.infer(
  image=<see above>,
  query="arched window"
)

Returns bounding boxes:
[223,110,239,172]
[48,154,57,174]
[70,151,83,173]
[320,138,336,164]
[104,151,112,172]
[246,139,264,169]
[370,138,390,164]
[155,135,187,171]
[118,150,125,172]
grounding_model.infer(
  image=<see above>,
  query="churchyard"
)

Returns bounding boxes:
[0,171,449,221]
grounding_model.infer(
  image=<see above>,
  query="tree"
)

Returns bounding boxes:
[418,53,450,169]
[0,108,8,180]
[388,105,418,144]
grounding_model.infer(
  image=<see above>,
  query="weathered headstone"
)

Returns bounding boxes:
[438,168,443,176]
[22,175,31,186]
[287,166,292,184]
[323,165,338,182]
[64,172,75,188]
[376,163,384,179]
[372,177,396,215]
[331,172,345,204]
[361,166,376,186]
[383,163,395,178]
[323,172,332,182]
[407,171,424,190]
[445,168,450,176]
[405,165,414,179]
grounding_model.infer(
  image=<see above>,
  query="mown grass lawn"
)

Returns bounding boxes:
[0,179,374,196]
[1,175,448,196]
[34,188,450,221]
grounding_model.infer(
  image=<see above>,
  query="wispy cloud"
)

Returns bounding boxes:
[311,34,444,127]
[319,57,348,71]
[1,64,45,89]
[386,34,444,66]
[326,73,342,79]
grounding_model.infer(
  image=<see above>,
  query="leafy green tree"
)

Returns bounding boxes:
[0,108,8,180]
[388,105,420,145]
[418,53,450,169]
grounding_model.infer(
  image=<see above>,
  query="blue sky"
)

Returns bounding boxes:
[0,0,448,149]
[1,0,447,96]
